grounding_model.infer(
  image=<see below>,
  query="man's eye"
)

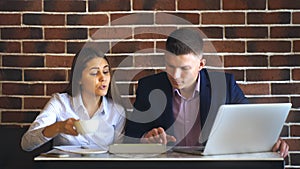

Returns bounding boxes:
[103,71,109,74]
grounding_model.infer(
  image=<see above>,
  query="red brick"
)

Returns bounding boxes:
[156,41,166,51]
[0,41,21,53]
[0,97,21,109]
[24,97,50,109]
[270,55,300,66]
[272,83,300,95]
[248,12,290,24]
[247,69,290,81]
[156,13,200,25]
[202,12,245,24]
[89,0,130,11]
[23,13,65,26]
[45,28,87,40]
[115,83,134,96]
[294,40,300,52]
[198,27,223,39]
[67,14,108,26]
[113,69,155,81]
[293,69,300,81]
[0,14,21,25]
[239,84,270,95]
[290,153,300,165]
[286,110,300,123]
[280,126,289,137]
[135,55,165,67]
[24,69,67,81]
[247,96,289,104]
[269,0,300,10]
[0,69,22,81]
[134,27,176,39]
[224,69,244,81]
[224,55,268,67]
[23,41,65,53]
[134,0,175,10]
[3,55,44,67]
[209,41,245,53]
[247,41,291,53]
[1,111,39,123]
[225,27,268,38]
[271,27,300,38]
[286,139,300,151]
[106,55,133,68]
[202,55,223,68]
[1,28,42,39]
[111,41,154,53]
[0,0,42,11]
[46,83,69,96]
[91,27,132,40]
[291,125,300,137]
[223,0,266,10]
[293,12,300,24]
[111,13,154,25]
[46,55,73,68]
[67,42,110,54]
[44,0,85,12]
[178,0,220,10]
[2,83,44,95]
[291,97,300,108]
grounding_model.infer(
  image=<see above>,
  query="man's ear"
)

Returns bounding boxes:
[199,58,206,69]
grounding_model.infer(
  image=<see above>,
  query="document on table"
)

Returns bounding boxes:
[53,145,107,154]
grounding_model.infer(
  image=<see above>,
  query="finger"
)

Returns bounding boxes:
[157,127,167,144]
[166,135,177,143]
[272,139,281,152]
[280,141,289,157]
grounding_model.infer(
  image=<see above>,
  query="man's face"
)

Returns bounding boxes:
[165,53,205,91]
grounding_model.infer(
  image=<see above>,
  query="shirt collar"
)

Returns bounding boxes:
[72,93,107,115]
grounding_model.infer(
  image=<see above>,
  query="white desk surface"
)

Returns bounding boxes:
[35,149,283,161]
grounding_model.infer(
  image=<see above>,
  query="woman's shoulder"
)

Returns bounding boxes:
[105,97,125,115]
[48,93,72,105]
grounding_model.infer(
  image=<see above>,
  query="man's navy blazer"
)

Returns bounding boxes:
[124,68,248,141]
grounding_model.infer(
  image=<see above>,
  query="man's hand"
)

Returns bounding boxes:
[141,127,176,144]
[272,138,289,158]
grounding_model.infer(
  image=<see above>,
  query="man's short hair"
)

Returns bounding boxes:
[166,28,203,57]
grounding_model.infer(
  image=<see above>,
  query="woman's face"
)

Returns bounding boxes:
[80,57,111,97]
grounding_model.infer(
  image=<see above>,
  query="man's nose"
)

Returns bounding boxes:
[172,69,181,79]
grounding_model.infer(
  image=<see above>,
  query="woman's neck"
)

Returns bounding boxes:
[81,91,102,118]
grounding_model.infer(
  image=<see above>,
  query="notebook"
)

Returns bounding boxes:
[173,103,291,155]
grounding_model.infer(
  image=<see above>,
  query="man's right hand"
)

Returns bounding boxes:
[141,127,176,144]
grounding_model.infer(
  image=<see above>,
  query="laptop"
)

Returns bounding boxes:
[173,103,291,155]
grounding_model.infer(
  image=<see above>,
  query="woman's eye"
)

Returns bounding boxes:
[90,71,98,76]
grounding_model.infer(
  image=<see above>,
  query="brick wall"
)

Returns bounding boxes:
[0,0,299,168]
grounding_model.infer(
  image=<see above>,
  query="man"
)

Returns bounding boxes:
[125,28,289,157]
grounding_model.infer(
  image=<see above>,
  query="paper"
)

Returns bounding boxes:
[54,145,107,154]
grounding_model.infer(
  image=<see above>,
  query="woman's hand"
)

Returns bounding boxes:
[42,118,78,138]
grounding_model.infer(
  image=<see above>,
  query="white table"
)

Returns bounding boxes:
[34,149,284,169]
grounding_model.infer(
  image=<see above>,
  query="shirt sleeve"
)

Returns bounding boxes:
[113,105,126,143]
[21,95,61,151]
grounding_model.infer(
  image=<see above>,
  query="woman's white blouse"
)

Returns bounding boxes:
[21,93,126,151]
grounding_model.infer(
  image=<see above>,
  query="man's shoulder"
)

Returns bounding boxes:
[203,69,235,80]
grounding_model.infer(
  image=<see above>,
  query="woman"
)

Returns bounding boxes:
[21,48,125,151]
